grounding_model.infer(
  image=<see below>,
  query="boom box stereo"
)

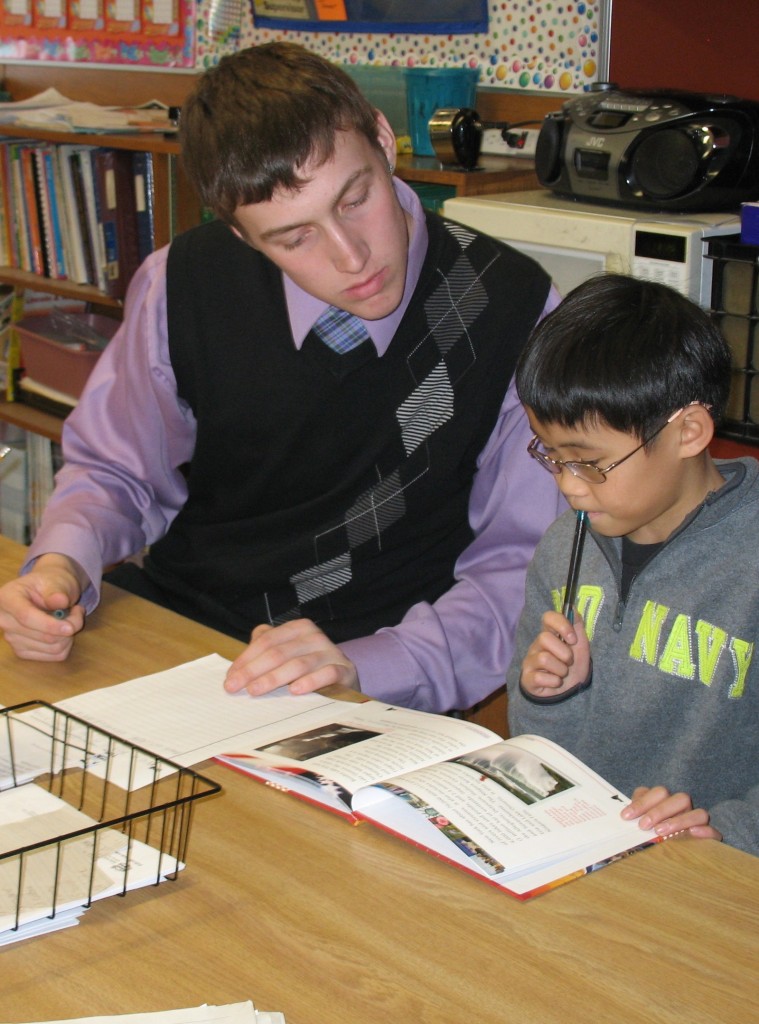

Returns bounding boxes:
[535,86,759,212]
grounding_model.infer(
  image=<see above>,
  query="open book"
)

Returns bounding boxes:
[215,698,660,900]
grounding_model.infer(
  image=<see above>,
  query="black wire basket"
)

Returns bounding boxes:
[0,700,221,936]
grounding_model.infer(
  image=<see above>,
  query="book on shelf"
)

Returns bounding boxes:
[54,145,90,286]
[132,150,155,265]
[0,145,13,267]
[18,145,44,277]
[0,148,11,266]
[214,690,661,900]
[17,375,77,418]
[26,429,57,541]
[7,141,32,274]
[74,146,108,293]
[30,147,55,278]
[93,147,142,300]
[36,147,67,280]
[65,146,99,288]
[0,439,28,545]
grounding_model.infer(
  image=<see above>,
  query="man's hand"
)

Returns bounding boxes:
[621,785,722,841]
[224,618,359,697]
[0,553,86,660]
[520,609,591,698]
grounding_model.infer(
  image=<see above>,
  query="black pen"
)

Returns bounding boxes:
[562,510,588,624]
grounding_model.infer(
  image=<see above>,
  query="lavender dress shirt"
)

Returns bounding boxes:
[24,180,565,713]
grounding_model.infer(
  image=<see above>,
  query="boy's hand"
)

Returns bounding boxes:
[224,619,359,697]
[621,785,723,841]
[520,609,591,698]
[0,554,86,661]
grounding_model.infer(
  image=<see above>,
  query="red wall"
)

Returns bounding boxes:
[609,3,759,101]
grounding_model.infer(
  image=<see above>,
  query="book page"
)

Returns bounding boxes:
[352,734,656,886]
[218,699,501,797]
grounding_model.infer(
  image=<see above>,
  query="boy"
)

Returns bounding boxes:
[0,43,562,714]
[508,273,759,855]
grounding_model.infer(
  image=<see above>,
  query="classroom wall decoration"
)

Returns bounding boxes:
[217,1,605,91]
[250,0,489,36]
[0,0,244,66]
[0,0,604,93]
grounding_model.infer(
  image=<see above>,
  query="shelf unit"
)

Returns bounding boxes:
[0,107,201,442]
[0,121,198,311]
[0,398,62,441]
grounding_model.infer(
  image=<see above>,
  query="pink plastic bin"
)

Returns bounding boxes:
[17,313,119,399]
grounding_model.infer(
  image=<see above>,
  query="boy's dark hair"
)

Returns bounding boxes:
[515,273,732,440]
[180,42,382,224]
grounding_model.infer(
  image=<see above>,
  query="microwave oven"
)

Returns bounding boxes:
[442,189,740,307]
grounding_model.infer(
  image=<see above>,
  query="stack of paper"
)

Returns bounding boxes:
[0,88,177,134]
[1,1002,286,1024]
[0,783,184,945]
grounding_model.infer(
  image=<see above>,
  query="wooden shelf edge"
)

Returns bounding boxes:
[0,267,122,309]
[0,400,64,442]
[0,122,181,155]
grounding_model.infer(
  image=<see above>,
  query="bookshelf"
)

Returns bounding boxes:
[0,71,202,442]
[0,125,196,445]
[0,123,197,310]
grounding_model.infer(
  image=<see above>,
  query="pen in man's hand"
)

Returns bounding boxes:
[50,608,70,620]
[562,510,588,625]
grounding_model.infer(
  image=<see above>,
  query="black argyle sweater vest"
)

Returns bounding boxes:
[148,214,550,642]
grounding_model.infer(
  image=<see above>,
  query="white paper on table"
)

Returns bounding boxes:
[0,1001,286,1024]
[17,654,337,789]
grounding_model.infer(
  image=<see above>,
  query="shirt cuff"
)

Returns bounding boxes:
[339,631,424,708]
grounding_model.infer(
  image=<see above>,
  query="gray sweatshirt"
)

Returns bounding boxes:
[507,457,759,856]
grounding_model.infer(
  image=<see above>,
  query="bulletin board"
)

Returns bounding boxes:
[0,0,607,91]
[0,0,243,66]
[241,1,608,93]
[250,1,488,35]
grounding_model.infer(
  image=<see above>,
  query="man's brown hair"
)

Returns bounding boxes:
[180,41,382,224]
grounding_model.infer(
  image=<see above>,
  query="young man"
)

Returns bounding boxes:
[0,43,563,714]
[507,272,759,855]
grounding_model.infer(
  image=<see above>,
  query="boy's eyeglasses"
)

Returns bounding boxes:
[527,407,686,484]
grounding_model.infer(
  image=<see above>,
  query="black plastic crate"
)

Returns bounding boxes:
[707,234,759,444]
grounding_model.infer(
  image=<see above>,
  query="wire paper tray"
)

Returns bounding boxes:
[0,700,221,935]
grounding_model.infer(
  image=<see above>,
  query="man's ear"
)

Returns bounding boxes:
[679,402,715,457]
[374,111,397,170]
[228,222,257,251]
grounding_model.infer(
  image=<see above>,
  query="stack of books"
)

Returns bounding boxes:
[0,140,154,299]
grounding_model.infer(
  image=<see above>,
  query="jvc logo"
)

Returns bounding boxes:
[587,136,606,149]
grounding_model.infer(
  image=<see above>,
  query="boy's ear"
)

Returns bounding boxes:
[677,402,715,457]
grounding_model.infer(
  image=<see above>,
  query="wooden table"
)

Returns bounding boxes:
[0,537,756,1024]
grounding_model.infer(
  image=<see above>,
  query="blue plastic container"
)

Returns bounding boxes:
[404,67,479,156]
